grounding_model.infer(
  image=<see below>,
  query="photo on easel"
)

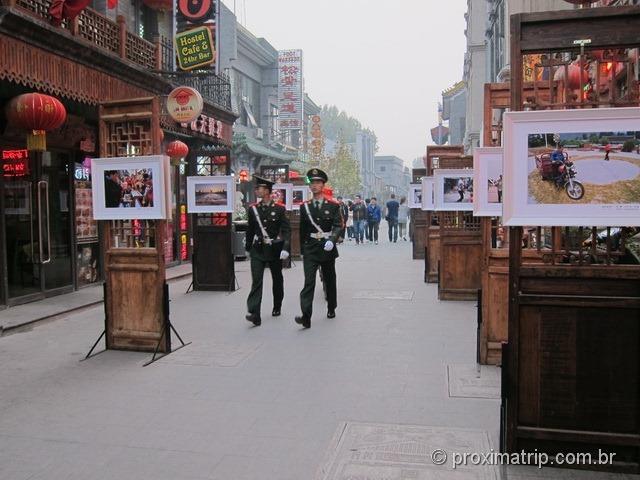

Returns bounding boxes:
[91,155,168,220]
[187,176,235,213]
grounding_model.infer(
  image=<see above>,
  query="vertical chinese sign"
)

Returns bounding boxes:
[175,0,220,73]
[278,50,304,131]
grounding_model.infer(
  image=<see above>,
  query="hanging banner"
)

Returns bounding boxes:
[278,49,304,131]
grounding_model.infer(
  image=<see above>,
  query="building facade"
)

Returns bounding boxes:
[374,155,409,200]
[0,0,235,306]
[442,81,467,146]
[354,131,376,198]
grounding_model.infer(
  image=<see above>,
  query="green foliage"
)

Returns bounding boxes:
[622,140,636,152]
[320,105,378,151]
[322,136,362,197]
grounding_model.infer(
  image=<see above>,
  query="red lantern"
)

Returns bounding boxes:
[142,0,172,11]
[6,93,67,151]
[166,140,189,166]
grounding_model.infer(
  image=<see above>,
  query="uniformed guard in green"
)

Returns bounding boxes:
[295,168,343,329]
[245,175,291,326]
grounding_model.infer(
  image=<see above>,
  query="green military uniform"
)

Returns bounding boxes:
[296,169,343,328]
[245,188,291,324]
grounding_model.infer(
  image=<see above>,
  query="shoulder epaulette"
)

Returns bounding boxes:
[275,201,286,208]
[249,202,259,207]
[326,198,340,205]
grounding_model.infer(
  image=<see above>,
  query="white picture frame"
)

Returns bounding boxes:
[91,155,167,220]
[473,147,503,217]
[292,186,310,210]
[408,184,422,209]
[421,177,435,210]
[503,107,640,226]
[434,168,475,211]
[272,183,293,210]
[187,175,235,213]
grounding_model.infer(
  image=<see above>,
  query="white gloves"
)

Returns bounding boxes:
[323,240,334,252]
[279,250,290,260]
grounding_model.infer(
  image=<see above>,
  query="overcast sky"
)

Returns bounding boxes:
[222,0,468,167]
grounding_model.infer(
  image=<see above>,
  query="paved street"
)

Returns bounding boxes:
[0,232,636,479]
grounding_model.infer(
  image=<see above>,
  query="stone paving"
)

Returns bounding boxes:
[0,231,636,479]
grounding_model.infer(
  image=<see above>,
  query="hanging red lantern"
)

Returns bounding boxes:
[5,93,67,151]
[166,140,189,166]
[142,0,172,11]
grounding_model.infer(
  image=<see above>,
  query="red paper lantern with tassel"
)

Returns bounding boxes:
[166,140,189,166]
[6,93,67,151]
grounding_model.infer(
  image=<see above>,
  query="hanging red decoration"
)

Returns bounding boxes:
[142,0,172,12]
[166,140,189,165]
[5,93,67,151]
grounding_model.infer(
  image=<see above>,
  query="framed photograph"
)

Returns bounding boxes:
[503,107,640,226]
[473,147,503,217]
[272,183,293,210]
[187,175,235,213]
[434,169,475,211]
[421,177,435,210]
[408,184,422,209]
[292,186,310,210]
[91,155,167,220]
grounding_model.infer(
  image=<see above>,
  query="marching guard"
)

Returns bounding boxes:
[295,168,343,329]
[245,176,291,326]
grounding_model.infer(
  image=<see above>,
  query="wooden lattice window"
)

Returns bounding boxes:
[77,8,120,55]
[105,120,153,158]
[109,219,156,248]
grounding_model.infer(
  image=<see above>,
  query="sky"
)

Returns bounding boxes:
[222,0,468,168]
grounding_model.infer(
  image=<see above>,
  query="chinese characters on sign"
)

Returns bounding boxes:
[278,50,303,131]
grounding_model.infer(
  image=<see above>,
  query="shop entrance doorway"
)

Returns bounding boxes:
[3,150,73,304]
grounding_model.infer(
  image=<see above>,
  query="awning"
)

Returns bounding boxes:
[240,136,298,163]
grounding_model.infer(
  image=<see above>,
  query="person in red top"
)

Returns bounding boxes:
[604,143,612,161]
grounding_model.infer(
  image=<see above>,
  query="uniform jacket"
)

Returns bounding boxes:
[300,198,342,261]
[246,200,291,261]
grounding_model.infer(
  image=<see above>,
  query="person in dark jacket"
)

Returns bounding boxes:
[350,195,367,244]
[366,197,382,244]
[104,171,122,208]
[385,193,400,243]
[245,175,291,326]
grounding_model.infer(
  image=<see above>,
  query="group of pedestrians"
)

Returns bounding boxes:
[339,193,409,244]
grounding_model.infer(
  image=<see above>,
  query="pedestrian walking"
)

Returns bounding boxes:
[366,197,381,244]
[337,196,349,243]
[245,176,291,327]
[351,195,367,244]
[398,196,409,241]
[385,193,400,243]
[295,168,343,329]
[604,143,611,161]
[346,200,354,240]
[364,198,371,241]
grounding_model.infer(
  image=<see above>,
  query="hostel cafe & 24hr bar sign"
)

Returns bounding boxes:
[176,26,215,71]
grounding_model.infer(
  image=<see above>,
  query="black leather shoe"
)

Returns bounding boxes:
[327,310,336,319]
[272,308,281,317]
[295,315,311,329]
[245,313,261,326]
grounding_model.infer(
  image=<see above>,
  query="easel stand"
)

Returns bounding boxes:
[84,283,191,366]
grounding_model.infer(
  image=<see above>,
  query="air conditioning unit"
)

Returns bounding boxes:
[255,128,264,140]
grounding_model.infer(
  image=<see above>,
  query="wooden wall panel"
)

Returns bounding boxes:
[412,210,428,260]
[439,234,483,301]
[426,225,440,283]
[0,33,152,105]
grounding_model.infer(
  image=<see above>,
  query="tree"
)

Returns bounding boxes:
[323,136,362,197]
[320,105,378,151]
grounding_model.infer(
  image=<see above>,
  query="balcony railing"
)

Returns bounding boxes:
[161,71,233,113]
[7,0,172,71]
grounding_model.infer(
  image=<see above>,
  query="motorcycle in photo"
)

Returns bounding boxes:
[535,150,585,200]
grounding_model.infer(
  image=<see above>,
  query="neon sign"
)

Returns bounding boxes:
[2,150,29,176]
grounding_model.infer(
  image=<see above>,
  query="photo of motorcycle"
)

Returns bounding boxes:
[535,151,585,200]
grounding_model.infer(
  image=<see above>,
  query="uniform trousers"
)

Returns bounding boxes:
[300,256,337,319]
[247,255,283,315]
